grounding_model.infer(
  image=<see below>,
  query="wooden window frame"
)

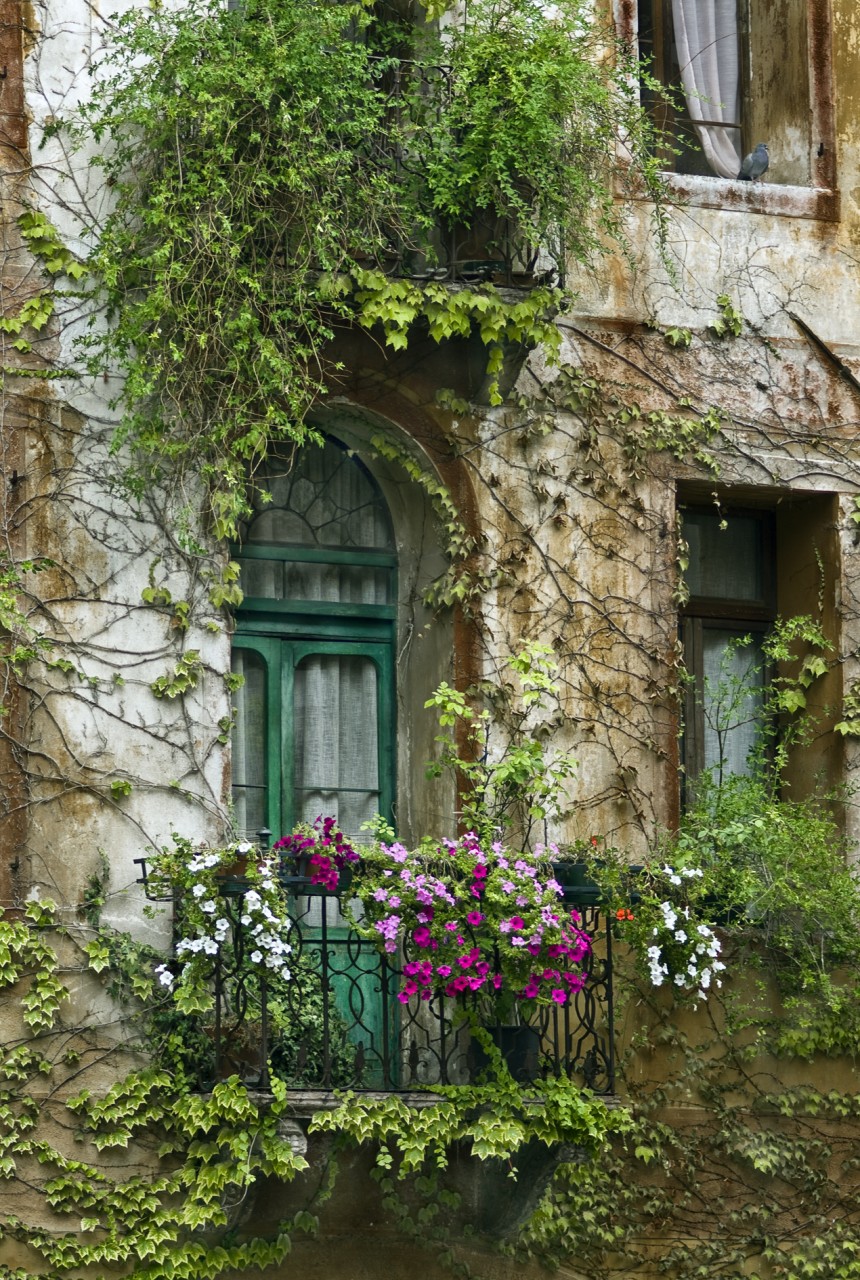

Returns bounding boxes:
[679,505,776,795]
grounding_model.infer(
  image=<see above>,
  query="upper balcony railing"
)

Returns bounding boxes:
[352,57,562,289]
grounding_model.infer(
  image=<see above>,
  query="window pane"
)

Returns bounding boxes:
[239,558,283,599]
[283,562,391,604]
[246,438,394,551]
[701,629,765,779]
[232,650,268,837]
[684,511,763,601]
[238,558,391,604]
[293,654,380,842]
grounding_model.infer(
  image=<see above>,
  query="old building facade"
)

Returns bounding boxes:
[1,0,860,1276]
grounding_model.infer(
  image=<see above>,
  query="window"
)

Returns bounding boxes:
[679,493,842,800]
[680,507,775,787]
[631,0,836,199]
[231,436,397,843]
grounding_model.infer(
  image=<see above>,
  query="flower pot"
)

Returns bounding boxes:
[215,855,251,897]
[471,1024,541,1083]
[277,851,314,887]
[550,861,602,905]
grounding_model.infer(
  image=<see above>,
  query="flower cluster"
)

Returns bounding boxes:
[273,816,360,891]
[351,834,591,1013]
[147,837,292,1011]
[615,862,725,1003]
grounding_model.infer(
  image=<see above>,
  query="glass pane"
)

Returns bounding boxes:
[683,511,764,602]
[238,558,283,599]
[246,437,394,551]
[282,562,391,604]
[293,654,380,842]
[238,559,391,604]
[701,629,765,779]
[231,650,268,837]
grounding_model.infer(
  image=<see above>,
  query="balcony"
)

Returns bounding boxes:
[355,58,561,289]
[138,857,614,1098]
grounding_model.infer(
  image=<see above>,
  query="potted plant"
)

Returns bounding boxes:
[272,816,360,892]
[144,835,294,1015]
[347,830,591,1076]
[592,851,725,1003]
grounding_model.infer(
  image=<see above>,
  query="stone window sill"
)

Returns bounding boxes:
[654,172,839,222]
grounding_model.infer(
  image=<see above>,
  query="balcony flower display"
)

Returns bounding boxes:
[144,836,293,1015]
[348,833,591,1019]
[594,852,725,1004]
[272,816,360,892]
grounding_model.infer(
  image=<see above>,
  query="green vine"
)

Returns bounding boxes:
[150,651,202,700]
[58,0,669,538]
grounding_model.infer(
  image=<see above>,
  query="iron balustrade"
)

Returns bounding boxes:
[137,857,614,1095]
[351,56,563,288]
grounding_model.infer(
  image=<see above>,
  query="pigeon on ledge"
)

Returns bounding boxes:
[737,142,769,181]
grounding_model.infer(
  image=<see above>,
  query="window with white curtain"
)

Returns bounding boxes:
[637,0,822,187]
[230,437,397,844]
[679,506,775,792]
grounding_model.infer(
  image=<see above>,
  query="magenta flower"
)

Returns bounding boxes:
[466,910,484,926]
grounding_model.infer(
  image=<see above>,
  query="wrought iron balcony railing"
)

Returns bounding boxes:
[352,57,563,289]
[136,857,614,1096]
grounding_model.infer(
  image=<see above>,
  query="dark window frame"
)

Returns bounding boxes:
[679,505,776,795]
[230,438,399,842]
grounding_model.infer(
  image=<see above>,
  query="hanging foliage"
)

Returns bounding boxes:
[69,0,667,537]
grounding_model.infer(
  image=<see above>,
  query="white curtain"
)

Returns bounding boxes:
[702,630,764,781]
[232,650,268,837]
[294,655,380,842]
[671,0,742,179]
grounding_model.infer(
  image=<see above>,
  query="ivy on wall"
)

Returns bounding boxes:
[0,889,624,1280]
[60,0,668,538]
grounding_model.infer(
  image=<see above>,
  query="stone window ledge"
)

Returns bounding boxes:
[649,172,839,222]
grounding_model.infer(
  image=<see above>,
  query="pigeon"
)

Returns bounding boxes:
[737,142,769,182]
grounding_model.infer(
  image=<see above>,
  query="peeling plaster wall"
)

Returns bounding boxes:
[1,0,230,937]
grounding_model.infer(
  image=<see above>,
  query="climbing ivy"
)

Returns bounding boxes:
[0,887,623,1280]
[61,0,669,538]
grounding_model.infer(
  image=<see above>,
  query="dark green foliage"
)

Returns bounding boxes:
[675,771,860,1057]
[71,0,668,537]
[80,0,404,535]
